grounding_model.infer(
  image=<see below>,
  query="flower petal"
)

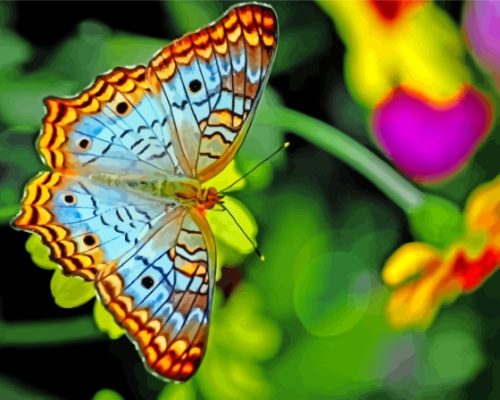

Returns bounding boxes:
[372,85,492,182]
[464,0,500,75]
[465,175,500,240]
[320,1,469,107]
[449,246,500,292]
[382,242,442,288]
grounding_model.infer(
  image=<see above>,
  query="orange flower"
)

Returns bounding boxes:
[382,176,500,329]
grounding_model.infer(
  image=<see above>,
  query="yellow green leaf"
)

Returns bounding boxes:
[205,160,245,193]
[93,299,125,340]
[206,196,258,269]
[158,382,197,400]
[92,388,124,400]
[26,234,58,270]
[50,269,95,308]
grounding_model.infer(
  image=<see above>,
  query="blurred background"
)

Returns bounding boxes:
[0,1,499,399]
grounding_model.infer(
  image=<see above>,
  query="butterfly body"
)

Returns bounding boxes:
[89,173,221,211]
[14,3,277,382]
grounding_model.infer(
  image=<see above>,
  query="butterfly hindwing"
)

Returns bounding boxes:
[148,3,278,180]
[41,66,183,177]
[14,172,171,280]
[96,209,215,381]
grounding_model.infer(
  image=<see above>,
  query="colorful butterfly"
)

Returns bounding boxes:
[13,3,278,381]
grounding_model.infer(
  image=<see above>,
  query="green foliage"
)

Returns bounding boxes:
[195,287,281,400]
[294,250,373,337]
[0,71,76,129]
[50,269,95,309]
[241,87,286,191]
[158,382,197,400]
[26,234,58,270]
[93,300,125,340]
[0,128,44,223]
[45,21,167,86]
[162,1,225,35]
[407,194,464,249]
[0,28,32,71]
[93,389,125,400]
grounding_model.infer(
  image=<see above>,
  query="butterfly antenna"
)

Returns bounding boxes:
[220,203,265,262]
[220,141,290,194]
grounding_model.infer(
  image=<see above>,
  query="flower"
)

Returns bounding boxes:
[318,0,469,107]
[382,176,500,329]
[372,85,493,182]
[463,0,500,87]
[25,160,258,338]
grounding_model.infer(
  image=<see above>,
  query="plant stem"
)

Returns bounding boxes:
[260,106,424,211]
[0,316,105,347]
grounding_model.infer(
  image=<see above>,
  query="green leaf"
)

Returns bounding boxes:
[248,184,332,319]
[294,250,373,337]
[206,195,258,271]
[26,234,58,270]
[0,2,13,27]
[0,374,56,400]
[196,287,280,400]
[0,70,76,129]
[0,204,18,224]
[45,20,166,87]
[92,389,124,400]
[422,310,484,388]
[0,128,44,212]
[272,289,396,398]
[97,34,168,73]
[158,382,197,400]
[214,286,281,361]
[162,1,225,35]
[0,28,32,71]
[240,87,286,191]
[93,299,125,340]
[407,194,464,248]
[50,269,95,309]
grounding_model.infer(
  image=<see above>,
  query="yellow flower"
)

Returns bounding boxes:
[318,0,470,107]
[382,176,500,329]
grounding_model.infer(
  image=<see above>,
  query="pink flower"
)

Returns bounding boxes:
[372,85,492,182]
[463,0,500,85]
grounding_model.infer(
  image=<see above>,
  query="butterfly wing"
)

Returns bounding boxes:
[96,209,215,381]
[41,66,184,177]
[14,172,174,280]
[15,171,215,381]
[15,2,276,382]
[147,3,278,181]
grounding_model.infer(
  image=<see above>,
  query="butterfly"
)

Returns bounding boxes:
[13,3,278,381]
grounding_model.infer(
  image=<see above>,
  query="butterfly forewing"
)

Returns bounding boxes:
[14,172,172,280]
[148,3,278,181]
[40,66,183,177]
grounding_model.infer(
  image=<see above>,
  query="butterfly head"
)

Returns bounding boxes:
[197,186,223,211]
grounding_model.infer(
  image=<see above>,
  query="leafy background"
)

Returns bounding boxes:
[0,1,498,399]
